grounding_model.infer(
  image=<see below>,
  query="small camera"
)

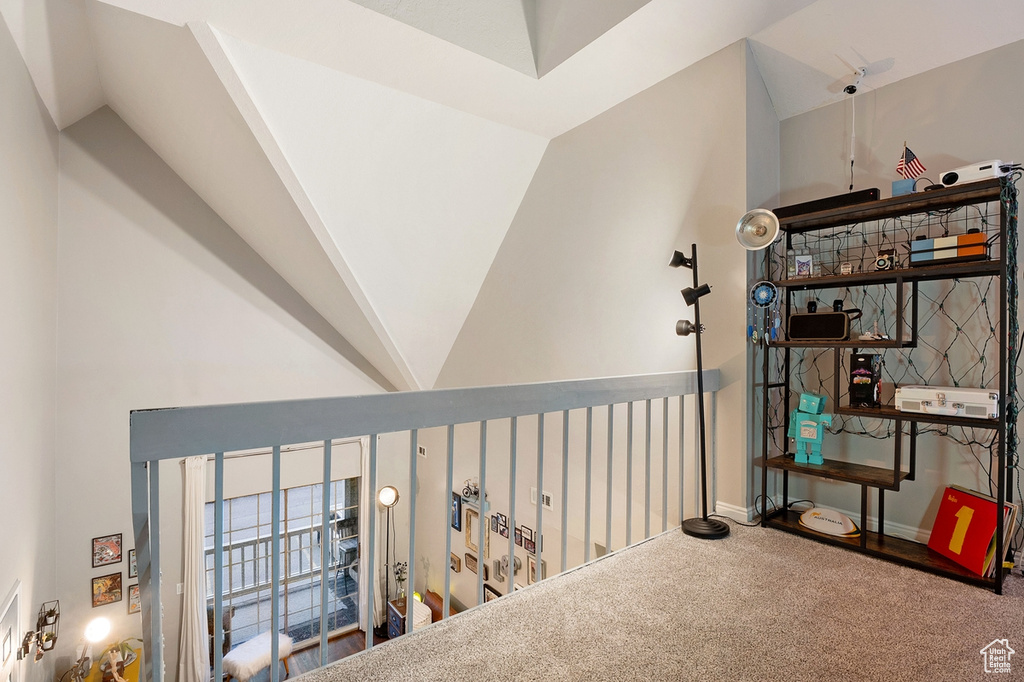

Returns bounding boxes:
[843,83,858,95]
[874,249,896,271]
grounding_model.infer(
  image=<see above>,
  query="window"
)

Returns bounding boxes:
[204,477,360,647]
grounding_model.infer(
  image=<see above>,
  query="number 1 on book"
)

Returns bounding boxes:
[950,506,974,554]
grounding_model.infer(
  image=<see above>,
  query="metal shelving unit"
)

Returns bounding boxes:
[758,178,1013,593]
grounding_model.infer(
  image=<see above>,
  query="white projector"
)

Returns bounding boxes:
[940,160,1008,187]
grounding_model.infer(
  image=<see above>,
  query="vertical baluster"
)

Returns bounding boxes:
[507,417,517,594]
[606,405,613,554]
[626,402,633,546]
[679,396,686,524]
[662,398,669,533]
[645,399,652,539]
[561,410,569,573]
[271,447,281,682]
[406,430,418,634]
[131,461,158,681]
[365,435,378,650]
[319,440,331,665]
[443,425,454,618]
[584,407,593,563]
[536,413,544,578]
[478,421,487,606]
[214,454,225,680]
[150,462,162,679]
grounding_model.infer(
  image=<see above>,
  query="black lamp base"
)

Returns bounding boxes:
[373,624,389,639]
[681,517,730,539]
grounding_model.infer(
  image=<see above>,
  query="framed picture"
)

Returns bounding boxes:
[127,585,141,614]
[450,553,461,573]
[451,493,462,531]
[128,549,137,579]
[528,556,546,584]
[524,538,535,554]
[515,527,523,546]
[465,508,479,552]
[92,534,122,568]
[521,525,534,543]
[795,253,813,278]
[499,524,509,538]
[483,584,501,603]
[496,513,507,527]
[490,515,498,533]
[465,553,478,574]
[92,573,123,607]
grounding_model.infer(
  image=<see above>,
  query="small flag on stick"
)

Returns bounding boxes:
[896,144,926,179]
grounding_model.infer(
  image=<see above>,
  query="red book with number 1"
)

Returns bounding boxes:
[927,486,999,575]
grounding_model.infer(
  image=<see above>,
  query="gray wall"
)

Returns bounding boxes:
[54,107,386,665]
[777,39,1024,536]
[436,40,767,540]
[0,16,58,682]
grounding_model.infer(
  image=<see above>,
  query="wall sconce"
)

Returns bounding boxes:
[20,600,59,661]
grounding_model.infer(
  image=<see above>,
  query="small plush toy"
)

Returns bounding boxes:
[787,392,832,465]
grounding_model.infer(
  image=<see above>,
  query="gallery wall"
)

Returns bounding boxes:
[777,38,1024,537]
[0,15,59,682]
[54,107,388,666]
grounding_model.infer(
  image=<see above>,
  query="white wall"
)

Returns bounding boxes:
[777,39,1024,536]
[54,107,387,667]
[0,13,58,682]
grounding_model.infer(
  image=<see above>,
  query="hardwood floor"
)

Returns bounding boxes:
[236,629,388,681]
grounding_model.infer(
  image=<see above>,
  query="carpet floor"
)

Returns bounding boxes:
[293,521,1023,681]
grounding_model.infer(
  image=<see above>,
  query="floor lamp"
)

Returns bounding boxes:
[670,244,730,539]
[374,485,400,638]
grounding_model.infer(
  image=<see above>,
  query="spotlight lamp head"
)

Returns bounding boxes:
[735,208,780,250]
[680,283,711,306]
[378,485,400,508]
[675,320,704,336]
[669,250,692,269]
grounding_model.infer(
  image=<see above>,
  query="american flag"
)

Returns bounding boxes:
[896,146,926,179]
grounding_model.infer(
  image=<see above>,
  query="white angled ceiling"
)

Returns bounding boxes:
[4,0,1024,389]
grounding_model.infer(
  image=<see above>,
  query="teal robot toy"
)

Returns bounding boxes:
[788,392,832,465]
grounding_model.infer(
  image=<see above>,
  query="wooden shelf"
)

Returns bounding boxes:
[769,338,913,349]
[764,509,998,589]
[779,179,1004,233]
[837,404,1000,430]
[766,454,907,490]
[771,257,1001,290]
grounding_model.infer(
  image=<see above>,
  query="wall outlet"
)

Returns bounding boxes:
[417,445,426,458]
[530,487,553,510]
[176,583,183,595]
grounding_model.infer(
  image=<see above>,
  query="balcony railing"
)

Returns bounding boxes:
[129,370,720,682]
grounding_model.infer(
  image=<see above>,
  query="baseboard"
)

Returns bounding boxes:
[715,501,755,523]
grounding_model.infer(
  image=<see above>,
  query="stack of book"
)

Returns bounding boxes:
[927,485,1019,577]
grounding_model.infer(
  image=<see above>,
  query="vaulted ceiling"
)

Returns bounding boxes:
[4,0,1023,390]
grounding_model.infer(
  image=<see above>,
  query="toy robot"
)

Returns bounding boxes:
[787,392,832,465]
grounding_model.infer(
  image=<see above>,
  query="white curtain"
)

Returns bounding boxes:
[357,437,384,629]
[178,456,210,681]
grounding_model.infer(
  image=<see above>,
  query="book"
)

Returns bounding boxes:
[927,486,1005,576]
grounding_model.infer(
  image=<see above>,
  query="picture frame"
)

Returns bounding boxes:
[92,573,123,608]
[490,515,498,533]
[499,524,509,538]
[127,585,141,615]
[528,556,546,584]
[515,527,522,546]
[524,538,535,554]
[483,584,501,603]
[128,549,137,579]
[451,493,462,531]
[92,534,122,568]
[465,508,479,552]
[496,513,507,527]
[795,253,813,278]
[450,553,461,573]
[465,553,478,574]
[521,525,533,543]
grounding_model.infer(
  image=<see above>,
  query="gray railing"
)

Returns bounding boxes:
[129,370,720,682]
